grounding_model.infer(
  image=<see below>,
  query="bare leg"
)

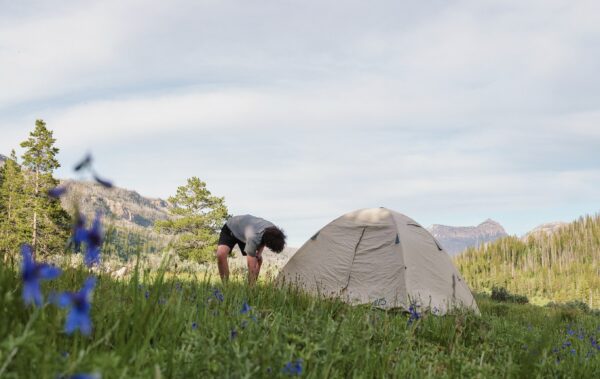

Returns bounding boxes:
[216,245,231,282]
[246,254,263,285]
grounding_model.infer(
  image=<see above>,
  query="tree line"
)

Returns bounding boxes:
[1,120,229,264]
[0,120,69,261]
[454,214,600,308]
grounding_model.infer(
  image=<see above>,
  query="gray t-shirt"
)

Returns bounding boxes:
[226,215,274,257]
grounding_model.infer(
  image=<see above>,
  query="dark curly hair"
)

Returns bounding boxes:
[261,226,286,253]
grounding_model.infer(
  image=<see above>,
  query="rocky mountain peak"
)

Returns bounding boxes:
[429,219,508,256]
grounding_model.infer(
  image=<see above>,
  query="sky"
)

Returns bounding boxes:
[1,0,599,247]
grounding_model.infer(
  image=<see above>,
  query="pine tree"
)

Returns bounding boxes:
[0,151,30,262]
[19,120,70,257]
[155,177,229,263]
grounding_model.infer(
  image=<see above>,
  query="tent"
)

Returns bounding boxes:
[277,208,479,314]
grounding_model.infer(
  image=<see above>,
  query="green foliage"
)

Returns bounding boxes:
[18,120,70,257]
[0,151,30,262]
[455,214,600,308]
[155,177,228,263]
[1,259,599,378]
[103,224,169,261]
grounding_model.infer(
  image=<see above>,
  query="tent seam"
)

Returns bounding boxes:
[386,208,408,308]
[342,227,366,292]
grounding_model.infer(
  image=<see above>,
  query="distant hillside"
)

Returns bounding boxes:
[428,219,508,255]
[59,180,173,258]
[60,179,171,230]
[455,214,600,307]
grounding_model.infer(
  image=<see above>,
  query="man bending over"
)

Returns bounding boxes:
[216,214,286,284]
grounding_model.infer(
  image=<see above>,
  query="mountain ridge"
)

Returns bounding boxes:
[428,219,508,255]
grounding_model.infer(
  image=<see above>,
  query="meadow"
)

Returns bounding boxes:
[1,254,599,379]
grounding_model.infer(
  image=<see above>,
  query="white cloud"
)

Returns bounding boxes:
[1,0,600,243]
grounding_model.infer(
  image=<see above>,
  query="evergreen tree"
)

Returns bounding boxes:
[454,214,600,307]
[155,177,229,263]
[0,151,30,262]
[19,120,70,257]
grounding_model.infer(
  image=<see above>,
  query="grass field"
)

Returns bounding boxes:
[1,255,599,379]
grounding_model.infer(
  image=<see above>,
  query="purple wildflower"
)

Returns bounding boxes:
[192,322,198,330]
[212,288,224,302]
[145,290,150,299]
[591,337,600,351]
[83,213,103,267]
[407,303,421,326]
[48,185,68,198]
[55,277,96,335]
[241,301,251,314]
[74,154,92,172]
[93,174,113,189]
[282,359,303,376]
[230,329,238,339]
[21,244,61,306]
[69,374,100,379]
[72,213,88,251]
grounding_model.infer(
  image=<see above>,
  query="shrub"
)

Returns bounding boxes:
[491,286,510,302]
[491,286,529,304]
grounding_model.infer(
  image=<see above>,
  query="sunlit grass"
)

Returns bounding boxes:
[1,254,599,378]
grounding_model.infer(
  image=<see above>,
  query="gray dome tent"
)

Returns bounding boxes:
[277,208,479,314]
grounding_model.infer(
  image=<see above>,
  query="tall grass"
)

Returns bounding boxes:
[1,255,599,378]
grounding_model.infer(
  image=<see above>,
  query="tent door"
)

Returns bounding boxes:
[340,227,366,292]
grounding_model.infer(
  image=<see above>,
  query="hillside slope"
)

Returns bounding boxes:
[59,179,173,258]
[60,179,171,229]
[454,214,600,307]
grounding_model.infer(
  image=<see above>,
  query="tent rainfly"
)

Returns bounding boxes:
[277,208,479,315]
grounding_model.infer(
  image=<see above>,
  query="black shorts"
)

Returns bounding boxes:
[218,224,247,256]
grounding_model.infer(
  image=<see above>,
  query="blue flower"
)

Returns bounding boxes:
[72,213,88,251]
[71,212,103,267]
[282,359,303,376]
[230,329,238,340]
[83,213,103,267]
[93,174,113,189]
[407,303,421,326]
[56,277,96,335]
[145,290,150,299]
[567,328,575,336]
[48,185,68,198]
[69,374,100,379]
[241,301,251,314]
[212,288,224,302]
[192,322,198,330]
[74,154,93,172]
[570,348,577,355]
[21,244,61,306]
